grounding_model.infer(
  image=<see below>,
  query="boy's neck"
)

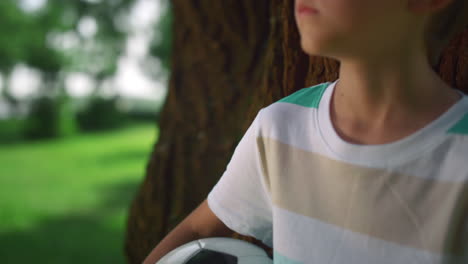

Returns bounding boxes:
[330,54,462,145]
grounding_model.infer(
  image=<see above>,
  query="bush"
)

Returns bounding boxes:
[0,118,25,143]
[77,96,128,132]
[23,96,77,140]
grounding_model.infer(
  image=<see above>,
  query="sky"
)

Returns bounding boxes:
[4,0,167,102]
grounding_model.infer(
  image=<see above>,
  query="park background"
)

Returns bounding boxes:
[0,0,169,262]
[1,0,467,263]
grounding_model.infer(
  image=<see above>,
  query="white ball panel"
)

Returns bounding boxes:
[156,241,201,264]
[198,237,269,257]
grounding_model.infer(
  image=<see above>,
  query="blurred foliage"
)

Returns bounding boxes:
[0,0,134,75]
[0,119,25,143]
[125,107,161,123]
[0,0,174,87]
[0,0,173,140]
[52,0,133,78]
[23,95,77,140]
[149,0,172,74]
[0,0,63,73]
[77,96,127,132]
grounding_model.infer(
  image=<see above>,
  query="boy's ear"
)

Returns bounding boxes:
[408,0,454,14]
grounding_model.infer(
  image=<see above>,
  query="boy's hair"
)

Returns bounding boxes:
[425,0,468,66]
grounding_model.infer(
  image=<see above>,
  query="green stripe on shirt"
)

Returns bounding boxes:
[448,113,468,134]
[278,82,330,108]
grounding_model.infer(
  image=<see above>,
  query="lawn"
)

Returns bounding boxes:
[0,123,158,263]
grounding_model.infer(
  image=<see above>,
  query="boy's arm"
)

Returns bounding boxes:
[142,199,235,264]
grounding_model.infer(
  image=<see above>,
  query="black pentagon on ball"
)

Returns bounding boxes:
[185,249,238,264]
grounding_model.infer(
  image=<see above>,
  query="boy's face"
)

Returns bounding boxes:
[294,0,424,61]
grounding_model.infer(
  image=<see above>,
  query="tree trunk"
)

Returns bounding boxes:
[438,28,468,93]
[124,1,272,262]
[125,0,468,261]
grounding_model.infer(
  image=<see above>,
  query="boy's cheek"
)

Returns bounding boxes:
[296,0,412,58]
[317,0,403,30]
[297,27,353,59]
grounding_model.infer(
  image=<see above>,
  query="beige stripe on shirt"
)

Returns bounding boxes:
[257,136,468,256]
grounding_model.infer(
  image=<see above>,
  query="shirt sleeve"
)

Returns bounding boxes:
[207,108,273,247]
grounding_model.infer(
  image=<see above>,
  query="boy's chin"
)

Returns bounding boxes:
[299,39,343,61]
[299,39,329,57]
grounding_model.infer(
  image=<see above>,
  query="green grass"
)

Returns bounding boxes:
[0,123,158,263]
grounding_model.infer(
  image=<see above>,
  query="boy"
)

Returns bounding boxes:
[144,0,468,263]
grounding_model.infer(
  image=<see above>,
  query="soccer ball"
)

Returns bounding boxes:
[156,237,273,264]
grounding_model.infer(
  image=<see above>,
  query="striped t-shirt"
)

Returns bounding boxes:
[207,79,468,263]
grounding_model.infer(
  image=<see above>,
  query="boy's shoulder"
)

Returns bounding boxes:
[257,81,333,130]
[448,108,468,135]
[444,89,468,136]
[276,81,331,109]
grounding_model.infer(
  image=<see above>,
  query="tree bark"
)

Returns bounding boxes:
[125,0,468,261]
[125,1,272,262]
[438,28,468,94]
